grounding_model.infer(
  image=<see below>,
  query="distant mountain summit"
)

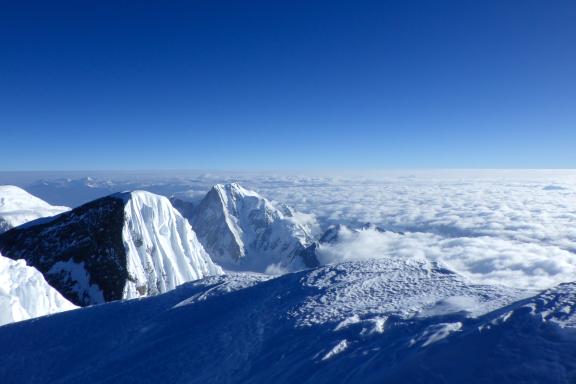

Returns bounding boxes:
[0,191,222,306]
[191,183,319,272]
[0,185,69,234]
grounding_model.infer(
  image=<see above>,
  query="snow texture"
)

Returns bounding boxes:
[0,258,573,383]
[120,191,223,299]
[0,252,76,326]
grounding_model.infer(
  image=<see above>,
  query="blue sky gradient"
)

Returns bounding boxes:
[1,0,575,170]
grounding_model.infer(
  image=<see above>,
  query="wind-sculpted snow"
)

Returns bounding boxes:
[292,259,526,326]
[191,183,319,272]
[0,185,69,233]
[2,259,568,384]
[0,191,222,306]
[0,253,76,326]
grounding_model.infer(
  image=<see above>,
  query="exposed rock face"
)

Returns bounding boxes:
[169,197,195,220]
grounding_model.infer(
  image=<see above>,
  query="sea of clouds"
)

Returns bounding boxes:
[316,227,576,290]
[2,169,576,290]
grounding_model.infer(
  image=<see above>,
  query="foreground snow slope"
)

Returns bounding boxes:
[0,253,76,326]
[2,258,569,384]
[0,191,222,306]
[191,183,318,272]
[0,185,69,233]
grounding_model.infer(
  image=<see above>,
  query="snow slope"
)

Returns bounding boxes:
[121,191,223,299]
[0,191,222,306]
[191,183,319,272]
[0,185,69,233]
[0,252,76,326]
[1,258,568,384]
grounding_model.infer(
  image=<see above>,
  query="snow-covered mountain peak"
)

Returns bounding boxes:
[120,190,223,299]
[209,183,281,224]
[191,183,318,272]
[0,185,69,233]
[112,189,168,203]
[0,185,48,210]
[0,191,223,306]
[213,182,260,199]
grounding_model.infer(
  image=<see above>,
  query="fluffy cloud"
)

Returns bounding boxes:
[256,173,576,255]
[317,227,576,290]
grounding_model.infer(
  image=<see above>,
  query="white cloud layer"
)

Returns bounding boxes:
[316,228,576,290]
[255,173,576,255]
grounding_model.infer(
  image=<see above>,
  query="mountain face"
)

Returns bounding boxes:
[169,197,196,220]
[2,258,568,384]
[318,223,391,244]
[190,183,319,272]
[0,191,223,306]
[0,252,76,326]
[297,223,399,266]
[0,185,69,234]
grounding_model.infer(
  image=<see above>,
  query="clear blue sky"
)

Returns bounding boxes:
[1,0,575,170]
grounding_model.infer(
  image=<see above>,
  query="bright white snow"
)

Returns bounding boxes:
[0,185,69,233]
[120,191,223,299]
[0,253,77,326]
